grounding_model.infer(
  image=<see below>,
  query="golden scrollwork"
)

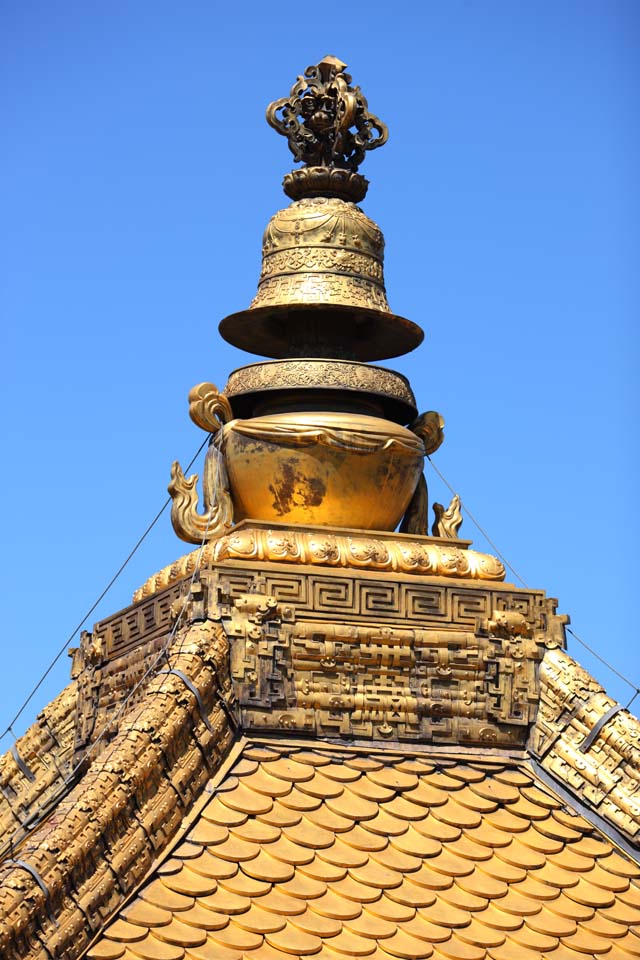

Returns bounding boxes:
[187,381,233,434]
[133,524,506,601]
[432,493,463,539]
[224,359,416,407]
[410,410,445,455]
[168,440,234,544]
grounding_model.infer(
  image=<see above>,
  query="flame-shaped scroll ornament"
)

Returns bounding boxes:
[169,382,235,544]
[432,494,463,539]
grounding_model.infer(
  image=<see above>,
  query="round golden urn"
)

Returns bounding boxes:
[222,411,424,531]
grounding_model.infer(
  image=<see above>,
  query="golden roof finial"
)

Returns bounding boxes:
[266,55,388,202]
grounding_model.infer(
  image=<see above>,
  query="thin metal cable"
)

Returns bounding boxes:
[0,435,211,741]
[425,454,640,701]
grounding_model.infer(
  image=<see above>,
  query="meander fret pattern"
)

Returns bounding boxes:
[88,742,640,960]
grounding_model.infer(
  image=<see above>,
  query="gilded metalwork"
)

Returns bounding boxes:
[410,410,445,456]
[266,55,387,182]
[224,359,416,409]
[432,493,464,539]
[187,381,233,434]
[168,440,234,544]
[222,412,424,530]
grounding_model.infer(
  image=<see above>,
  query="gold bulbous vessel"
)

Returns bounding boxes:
[222,411,425,531]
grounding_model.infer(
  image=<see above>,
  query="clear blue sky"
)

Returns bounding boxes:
[2,1,638,738]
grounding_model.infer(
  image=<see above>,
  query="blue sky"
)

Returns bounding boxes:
[1,1,638,738]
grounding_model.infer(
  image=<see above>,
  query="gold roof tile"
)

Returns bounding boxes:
[392,824,443,856]
[553,808,593,833]
[307,889,363,920]
[461,822,510,849]
[185,820,229,845]
[615,931,640,956]
[341,824,389,853]
[189,849,240,880]
[404,863,455,892]
[173,841,204,859]
[520,784,562,810]
[154,917,207,947]
[243,943,293,960]
[587,862,633,892]
[565,876,616,908]
[232,758,260,776]
[526,905,576,938]
[367,768,419,793]
[127,935,185,960]
[280,785,324,812]
[431,799,482,830]
[284,817,335,848]
[202,796,248,827]
[318,763,362,783]
[440,766,485,784]
[516,824,564,855]
[348,861,402,891]
[447,786,497,815]
[209,923,264,951]
[605,850,640,879]
[544,890,594,922]
[267,834,315,866]
[122,899,172,928]
[203,832,260,863]
[105,919,149,943]
[430,933,483,960]
[305,804,353,833]
[292,750,333,767]
[290,906,342,937]
[240,769,295,799]
[509,923,559,952]
[261,757,316,783]
[371,844,421,874]
[319,838,369,868]
[380,795,429,821]
[219,871,271,897]
[467,779,519,805]
[570,834,612,859]
[439,886,487,913]
[244,850,296,883]
[492,768,534,787]
[579,912,628,939]
[345,757,385,772]
[186,941,241,960]
[477,855,526,885]
[349,777,395,803]
[176,902,228,931]
[367,895,415,923]
[162,869,218,898]
[533,859,582,889]
[402,914,453,943]
[244,747,282,762]
[396,759,436,775]
[278,872,327,899]
[199,887,250,914]
[455,866,508,899]
[602,899,640,924]
[259,800,303,827]
[535,815,583,843]
[506,794,554,821]
[232,818,281,844]
[375,928,435,959]
[318,927,377,956]
[296,771,346,800]
[344,909,396,939]
[88,943,125,959]
[509,875,562,902]
[414,817,461,844]
[490,888,540,918]
[330,875,384,903]
[324,794,385,826]
[419,898,469,929]
[265,927,323,956]
[422,849,474,880]
[619,882,640,907]
[605,947,640,960]
[250,888,306,916]
[495,838,546,871]
[455,917,505,949]
[446,835,492,862]
[299,854,348,883]
[141,882,194,912]
[562,926,613,954]
[402,781,449,809]
[232,903,287,934]
[220,782,274,816]
[385,878,439,908]
[471,902,523,931]
[422,772,464,792]
[365,808,413,837]
[482,806,530,833]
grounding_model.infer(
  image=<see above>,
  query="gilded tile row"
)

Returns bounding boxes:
[88,741,640,960]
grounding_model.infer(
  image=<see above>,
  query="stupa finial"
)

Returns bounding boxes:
[266,55,388,202]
